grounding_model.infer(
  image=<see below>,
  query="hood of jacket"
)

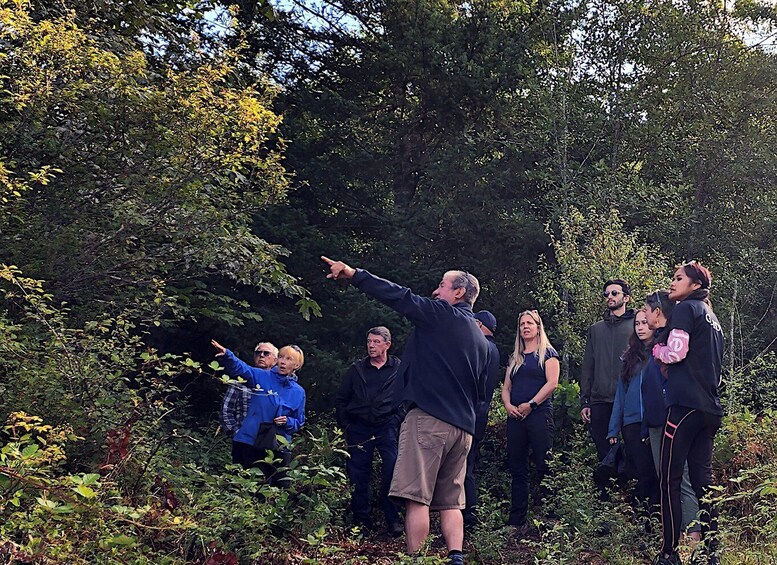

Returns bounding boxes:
[603,308,636,325]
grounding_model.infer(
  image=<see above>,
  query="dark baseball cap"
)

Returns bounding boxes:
[474,310,497,332]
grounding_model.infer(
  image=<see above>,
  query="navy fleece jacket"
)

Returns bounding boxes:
[351,269,490,436]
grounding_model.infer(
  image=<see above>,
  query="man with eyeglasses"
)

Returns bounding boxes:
[220,342,278,440]
[335,326,404,537]
[322,257,489,565]
[580,279,635,463]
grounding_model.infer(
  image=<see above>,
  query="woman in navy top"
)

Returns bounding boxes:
[501,310,559,530]
[651,261,723,565]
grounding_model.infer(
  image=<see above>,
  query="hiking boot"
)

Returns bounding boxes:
[448,550,465,565]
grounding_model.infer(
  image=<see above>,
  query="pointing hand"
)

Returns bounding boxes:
[321,256,356,280]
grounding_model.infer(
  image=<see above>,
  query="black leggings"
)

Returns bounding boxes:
[659,406,721,554]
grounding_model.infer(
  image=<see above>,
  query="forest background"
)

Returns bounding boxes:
[2,0,777,562]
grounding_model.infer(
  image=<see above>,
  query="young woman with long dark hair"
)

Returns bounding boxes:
[642,290,701,543]
[502,310,559,532]
[606,308,658,514]
[651,262,723,565]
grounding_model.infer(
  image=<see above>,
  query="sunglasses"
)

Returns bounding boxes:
[603,290,622,298]
[254,350,274,357]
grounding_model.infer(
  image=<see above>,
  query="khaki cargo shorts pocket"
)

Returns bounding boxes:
[416,413,449,450]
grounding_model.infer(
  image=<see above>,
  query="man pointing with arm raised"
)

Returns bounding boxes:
[322,257,489,565]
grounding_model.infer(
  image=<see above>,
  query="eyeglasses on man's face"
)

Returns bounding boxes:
[254,350,274,357]
[603,290,622,298]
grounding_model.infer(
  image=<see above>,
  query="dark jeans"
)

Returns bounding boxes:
[507,409,554,526]
[346,420,401,528]
[232,440,293,487]
[463,435,482,527]
[660,406,721,555]
[621,422,658,512]
[589,402,614,461]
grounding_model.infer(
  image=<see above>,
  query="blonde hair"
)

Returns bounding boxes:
[506,310,554,377]
[278,345,304,370]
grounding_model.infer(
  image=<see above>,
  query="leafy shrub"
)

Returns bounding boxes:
[712,410,777,560]
[722,352,777,413]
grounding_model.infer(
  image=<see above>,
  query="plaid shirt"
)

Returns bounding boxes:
[220,383,251,436]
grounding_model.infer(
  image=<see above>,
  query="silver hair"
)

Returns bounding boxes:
[254,342,279,356]
[445,270,480,306]
[367,326,391,342]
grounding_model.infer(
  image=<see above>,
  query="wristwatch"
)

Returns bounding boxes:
[529,400,538,410]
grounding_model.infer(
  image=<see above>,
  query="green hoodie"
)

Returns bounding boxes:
[580,309,635,408]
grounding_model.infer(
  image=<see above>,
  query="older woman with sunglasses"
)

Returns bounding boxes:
[211,339,306,486]
[651,261,723,565]
[501,310,559,532]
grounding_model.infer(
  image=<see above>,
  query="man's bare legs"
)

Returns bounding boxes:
[405,501,464,555]
[405,500,430,553]
[440,508,464,552]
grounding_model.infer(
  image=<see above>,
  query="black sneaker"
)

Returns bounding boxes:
[690,552,719,565]
[653,552,682,565]
[388,521,404,538]
[448,551,465,565]
[513,522,530,538]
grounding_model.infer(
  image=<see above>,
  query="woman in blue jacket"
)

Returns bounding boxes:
[607,308,658,513]
[212,339,306,485]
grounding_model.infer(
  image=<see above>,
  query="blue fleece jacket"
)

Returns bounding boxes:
[221,350,306,447]
[607,365,646,440]
[352,269,490,436]
[640,354,670,437]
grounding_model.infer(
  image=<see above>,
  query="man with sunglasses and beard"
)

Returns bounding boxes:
[220,342,278,446]
[580,279,635,463]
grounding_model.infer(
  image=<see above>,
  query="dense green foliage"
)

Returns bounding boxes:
[3,0,777,562]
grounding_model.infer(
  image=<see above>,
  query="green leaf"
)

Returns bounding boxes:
[21,444,39,458]
[106,535,136,547]
[36,497,57,509]
[73,485,97,498]
[81,473,101,485]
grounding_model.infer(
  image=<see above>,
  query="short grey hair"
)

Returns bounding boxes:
[367,326,391,342]
[445,270,480,306]
[254,342,279,356]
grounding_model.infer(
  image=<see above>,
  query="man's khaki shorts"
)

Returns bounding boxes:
[389,408,472,510]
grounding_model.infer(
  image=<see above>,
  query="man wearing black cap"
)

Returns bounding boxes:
[463,310,501,529]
